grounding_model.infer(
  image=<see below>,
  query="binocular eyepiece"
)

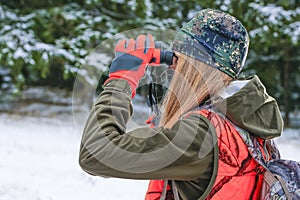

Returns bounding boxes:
[151,42,174,66]
[160,50,174,65]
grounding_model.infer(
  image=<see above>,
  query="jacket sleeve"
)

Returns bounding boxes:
[79,79,216,180]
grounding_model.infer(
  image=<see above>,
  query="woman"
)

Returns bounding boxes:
[79,9,283,199]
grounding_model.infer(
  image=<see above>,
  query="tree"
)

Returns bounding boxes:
[0,0,299,126]
[242,2,300,126]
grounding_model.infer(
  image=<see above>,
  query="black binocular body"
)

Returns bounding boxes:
[151,42,174,66]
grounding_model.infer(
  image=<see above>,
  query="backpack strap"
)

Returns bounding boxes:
[171,180,180,200]
[261,170,292,200]
[157,180,180,200]
[159,180,168,200]
[275,174,292,200]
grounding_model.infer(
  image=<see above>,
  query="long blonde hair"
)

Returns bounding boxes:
[159,52,233,128]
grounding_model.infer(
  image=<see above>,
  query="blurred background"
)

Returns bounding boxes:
[0,0,299,126]
[0,0,299,200]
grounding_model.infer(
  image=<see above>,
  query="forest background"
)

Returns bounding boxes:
[0,0,299,127]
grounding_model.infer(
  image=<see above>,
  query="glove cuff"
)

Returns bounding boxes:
[104,77,135,98]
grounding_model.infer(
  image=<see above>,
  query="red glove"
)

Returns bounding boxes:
[106,34,155,97]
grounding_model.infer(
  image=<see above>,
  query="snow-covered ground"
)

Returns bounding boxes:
[0,114,148,200]
[0,111,299,200]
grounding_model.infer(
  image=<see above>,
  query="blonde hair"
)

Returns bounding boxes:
[159,52,233,128]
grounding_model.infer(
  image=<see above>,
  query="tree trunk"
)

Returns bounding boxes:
[283,50,290,127]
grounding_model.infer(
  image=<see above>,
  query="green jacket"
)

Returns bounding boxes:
[79,75,283,199]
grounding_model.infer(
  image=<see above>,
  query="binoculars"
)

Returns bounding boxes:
[150,42,174,66]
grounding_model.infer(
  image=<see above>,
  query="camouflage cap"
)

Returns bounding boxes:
[172,9,250,78]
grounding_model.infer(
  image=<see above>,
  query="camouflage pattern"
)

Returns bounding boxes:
[172,9,250,78]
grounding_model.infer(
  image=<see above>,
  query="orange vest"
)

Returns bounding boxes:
[200,110,264,200]
[145,179,172,200]
[145,110,265,200]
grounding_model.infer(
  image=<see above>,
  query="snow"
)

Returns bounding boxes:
[0,4,96,73]
[248,3,300,45]
[0,104,299,199]
[85,52,112,72]
[0,114,148,200]
[249,3,294,25]
[275,129,300,161]
[13,48,27,59]
[284,21,300,45]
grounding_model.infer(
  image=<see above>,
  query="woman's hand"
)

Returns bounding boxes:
[106,34,155,97]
